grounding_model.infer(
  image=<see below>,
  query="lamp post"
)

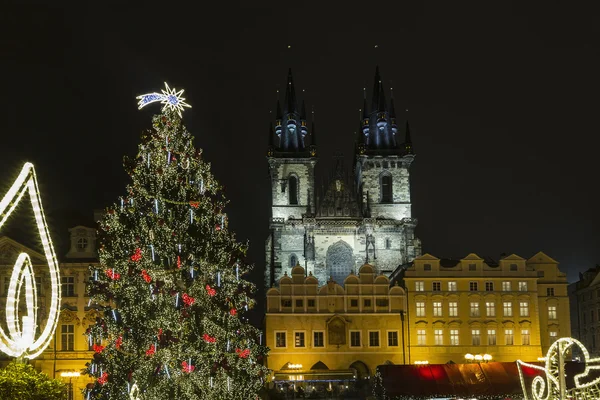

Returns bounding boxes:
[60,371,80,400]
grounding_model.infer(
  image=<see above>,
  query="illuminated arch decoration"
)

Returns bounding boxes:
[136,82,191,117]
[0,162,61,358]
[517,337,600,399]
[129,383,142,400]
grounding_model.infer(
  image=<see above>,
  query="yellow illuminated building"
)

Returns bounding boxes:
[0,227,99,400]
[398,252,571,365]
[265,264,406,394]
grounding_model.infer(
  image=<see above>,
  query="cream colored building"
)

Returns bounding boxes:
[569,264,600,357]
[265,264,406,393]
[397,252,570,365]
[0,226,99,400]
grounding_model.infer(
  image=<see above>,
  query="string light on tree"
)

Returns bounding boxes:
[0,162,61,359]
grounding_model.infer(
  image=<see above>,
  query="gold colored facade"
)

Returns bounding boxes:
[401,252,570,365]
[0,231,98,400]
[265,264,407,386]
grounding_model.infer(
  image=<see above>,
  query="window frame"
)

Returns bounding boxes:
[61,276,75,297]
[448,281,457,292]
[448,301,458,317]
[450,329,459,346]
[275,331,287,348]
[387,330,399,347]
[380,173,393,203]
[415,281,424,292]
[288,175,299,205]
[505,329,514,345]
[487,329,497,345]
[293,330,306,348]
[469,281,478,291]
[61,324,75,351]
[312,330,325,348]
[349,330,362,348]
[471,329,481,346]
[434,329,444,346]
[433,301,443,317]
[416,301,426,317]
[368,330,381,348]
[416,329,426,346]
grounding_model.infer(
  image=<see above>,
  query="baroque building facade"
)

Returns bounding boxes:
[265,67,421,288]
[395,252,571,364]
[0,226,99,400]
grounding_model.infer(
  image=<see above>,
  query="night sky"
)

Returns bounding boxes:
[2,3,599,290]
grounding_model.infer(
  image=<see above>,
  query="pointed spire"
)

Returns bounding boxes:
[389,89,396,119]
[301,100,307,121]
[284,68,298,115]
[310,107,317,147]
[362,88,369,120]
[371,66,381,112]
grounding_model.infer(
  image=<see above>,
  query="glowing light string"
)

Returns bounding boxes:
[136,82,191,117]
[0,162,61,358]
[517,337,600,399]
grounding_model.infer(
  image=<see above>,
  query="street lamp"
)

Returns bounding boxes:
[60,371,80,400]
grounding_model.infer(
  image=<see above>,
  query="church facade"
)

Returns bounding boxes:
[265,68,422,288]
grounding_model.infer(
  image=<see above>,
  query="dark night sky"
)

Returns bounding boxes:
[1,2,599,289]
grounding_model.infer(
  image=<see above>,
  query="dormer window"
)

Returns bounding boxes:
[77,238,88,250]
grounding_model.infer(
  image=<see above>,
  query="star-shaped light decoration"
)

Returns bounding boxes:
[136,82,191,117]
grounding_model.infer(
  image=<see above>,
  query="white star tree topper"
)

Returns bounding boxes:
[136,82,191,116]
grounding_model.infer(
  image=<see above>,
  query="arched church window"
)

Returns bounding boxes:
[288,175,298,205]
[381,174,392,203]
[290,254,297,267]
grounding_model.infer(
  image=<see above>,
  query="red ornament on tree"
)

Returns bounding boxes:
[105,269,121,280]
[202,333,216,343]
[182,293,195,306]
[98,372,108,385]
[93,344,105,353]
[236,348,250,358]
[205,285,216,297]
[182,361,195,373]
[215,224,221,231]
[115,336,123,350]
[189,201,199,208]
[130,248,142,262]
[230,308,237,316]
[146,344,156,356]
[177,255,181,269]
[141,270,152,283]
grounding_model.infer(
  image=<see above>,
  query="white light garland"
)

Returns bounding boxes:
[517,337,600,399]
[129,383,142,400]
[136,82,191,117]
[0,163,61,359]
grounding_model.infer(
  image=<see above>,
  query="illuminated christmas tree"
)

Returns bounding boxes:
[85,90,268,399]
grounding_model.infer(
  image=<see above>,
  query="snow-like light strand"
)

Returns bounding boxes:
[0,162,61,358]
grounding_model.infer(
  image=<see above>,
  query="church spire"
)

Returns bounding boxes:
[284,68,298,115]
[404,120,414,155]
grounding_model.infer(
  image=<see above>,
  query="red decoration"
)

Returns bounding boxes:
[146,344,156,356]
[182,361,195,373]
[229,308,237,316]
[105,269,121,280]
[115,336,123,350]
[203,333,216,343]
[93,343,105,353]
[182,293,195,306]
[215,224,221,231]
[158,328,163,340]
[130,248,142,262]
[236,348,250,358]
[177,255,181,269]
[141,270,152,283]
[98,372,108,385]
[205,285,216,297]
[189,201,199,208]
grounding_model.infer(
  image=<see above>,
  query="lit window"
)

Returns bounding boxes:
[350,331,361,347]
[519,302,529,317]
[388,331,399,347]
[294,332,305,347]
[415,282,424,291]
[503,302,513,317]
[275,332,286,347]
[485,282,494,291]
[486,302,495,317]
[449,302,458,317]
[518,281,528,292]
[313,331,324,347]
[522,329,530,345]
[505,329,514,345]
[488,329,497,345]
[369,331,380,347]
[470,302,480,317]
[61,325,74,351]
[416,302,425,317]
[432,282,441,291]
[434,329,443,345]
[448,281,457,291]
[548,306,557,320]
[77,237,88,250]
[433,302,442,317]
[549,331,557,342]
[61,276,75,297]
[547,287,555,297]
[469,281,478,291]
[502,281,511,291]
[417,329,426,345]
[450,329,459,345]
[471,329,481,346]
